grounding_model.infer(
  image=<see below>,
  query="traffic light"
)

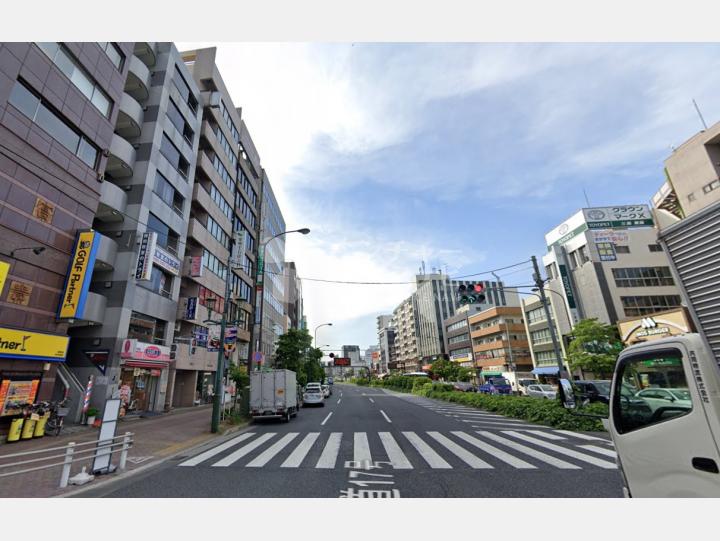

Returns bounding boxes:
[457,283,486,305]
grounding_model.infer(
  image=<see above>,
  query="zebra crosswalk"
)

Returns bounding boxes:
[177,429,616,471]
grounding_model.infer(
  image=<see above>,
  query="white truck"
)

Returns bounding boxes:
[562,201,720,497]
[249,369,299,423]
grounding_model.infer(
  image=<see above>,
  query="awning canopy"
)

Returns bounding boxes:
[481,371,503,376]
[531,366,560,375]
[122,360,169,369]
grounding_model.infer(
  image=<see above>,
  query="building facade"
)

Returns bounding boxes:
[393,294,420,371]
[341,345,361,366]
[442,307,473,369]
[364,345,380,373]
[376,314,396,373]
[0,42,131,426]
[521,293,573,379]
[284,261,303,330]
[468,306,533,389]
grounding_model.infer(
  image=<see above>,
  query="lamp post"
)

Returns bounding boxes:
[9,246,46,258]
[314,322,333,346]
[253,228,310,372]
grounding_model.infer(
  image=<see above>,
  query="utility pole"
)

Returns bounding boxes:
[209,251,234,434]
[530,255,567,380]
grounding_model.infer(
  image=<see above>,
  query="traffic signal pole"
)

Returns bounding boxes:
[531,255,567,380]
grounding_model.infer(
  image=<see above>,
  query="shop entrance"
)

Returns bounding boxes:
[120,368,160,413]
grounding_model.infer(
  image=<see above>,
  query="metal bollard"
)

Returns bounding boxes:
[59,442,75,488]
[118,432,131,471]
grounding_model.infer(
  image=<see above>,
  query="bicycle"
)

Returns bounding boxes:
[44,399,70,436]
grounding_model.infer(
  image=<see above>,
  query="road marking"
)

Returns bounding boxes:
[402,431,452,469]
[337,398,342,405]
[378,432,413,469]
[524,430,567,440]
[476,431,581,469]
[246,433,300,467]
[354,432,372,463]
[503,431,617,469]
[426,431,493,469]
[578,444,618,458]
[316,432,342,468]
[281,433,320,467]
[212,433,276,467]
[321,412,333,425]
[553,430,610,442]
[369,397,375,403]
[451,431,536,469]
[380,410,392,423]
[459,419,536,427]
[179,433,255,467]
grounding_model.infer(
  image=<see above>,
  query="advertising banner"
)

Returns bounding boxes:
[153,245,180,276]
[557,264,578,310]
[184,297,198,320]
[194,326,208,348]
[0,379,41,416]
[190,256,203,277]
[0,260,9,298]
[58,230,99,319]
[0,327,69,362]
[583,205,654,229]
[120,339,171,362]
[135,232,157,281]
[207,326,221,352]
[591,229,629,244]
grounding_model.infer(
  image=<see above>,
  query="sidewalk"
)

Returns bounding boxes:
[0,405,246,498]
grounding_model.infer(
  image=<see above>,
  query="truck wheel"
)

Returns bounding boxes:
[285,411,291,423]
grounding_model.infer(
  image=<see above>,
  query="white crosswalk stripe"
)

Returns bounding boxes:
[476,431,582,469]
[503,431,617,469]
[461,419,539,428]
[281,433,320,468]
[354,432,371,463]
[246,433,299,467]
[379,432,413,469]
[524,430,566,440]
[553,430,611,442]
[451,431,536,469]
[426,431,493,468]
[178,433,255,467]
[316,432,342,469]
[402,431,452,469]
[578,445,617,458]
[212,433,276,467]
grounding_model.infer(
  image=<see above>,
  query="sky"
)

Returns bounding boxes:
[177,42,720,356]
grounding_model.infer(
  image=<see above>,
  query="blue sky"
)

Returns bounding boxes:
[179,42,720,354]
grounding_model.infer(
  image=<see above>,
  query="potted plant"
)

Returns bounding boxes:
[86,407,99,426]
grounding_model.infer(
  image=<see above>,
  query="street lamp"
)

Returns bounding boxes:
[9,246,45,257]
[314,322,333,346]
[252,228,310,372]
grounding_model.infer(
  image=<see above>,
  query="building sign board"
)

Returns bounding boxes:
[135,232,157,281]
[153,245,180,276]
[583,205,654,229]
[190,256,203,277]
[7,281,32,306]
[0,327,69,362]
[58,230,99,319]
[333,357,351,367]
[120,339,171,362]
[557,264,577,310]
[0,261,9,298]
[618,308,693,345]
[0,379,40,416]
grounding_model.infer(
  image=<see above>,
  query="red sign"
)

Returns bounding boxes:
[333,357,351,366]
[120,339,171,362]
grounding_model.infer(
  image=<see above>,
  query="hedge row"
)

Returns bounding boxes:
[349,376,607,432]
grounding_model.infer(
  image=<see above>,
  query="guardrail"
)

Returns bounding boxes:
[0,432,134,488]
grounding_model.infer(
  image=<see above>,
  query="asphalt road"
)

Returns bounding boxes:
[78,384,624,498]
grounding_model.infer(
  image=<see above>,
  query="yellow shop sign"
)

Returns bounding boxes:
[58,230,99,319]
[0,327,69,362]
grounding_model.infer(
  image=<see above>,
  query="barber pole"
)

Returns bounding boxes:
[82,375,94,414]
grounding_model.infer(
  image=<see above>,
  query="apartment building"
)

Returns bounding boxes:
[284,261,303,330]
[364,345,380,372]
[392,294,420,372]
[442,307,473,369]
[0,42,130,427]
[521,294,572,379]
[376,314,396,373]
[468,306,533,389]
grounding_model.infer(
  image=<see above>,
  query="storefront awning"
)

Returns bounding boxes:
[481,371,503,376]
[531,366,559,375]
[122,360,169,369]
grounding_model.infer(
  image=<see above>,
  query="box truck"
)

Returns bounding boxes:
[249,369,299,423]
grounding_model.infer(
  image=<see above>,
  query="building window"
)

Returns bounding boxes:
[231,274,252,301]
[202,249,227,281]
[198,286,225,314]
[238,168,258,207]
[147,213,179,256]
[530,328,553,346]
[154,172,184,216]
[688,193,696,202]
[36,43,113,118]
[172,66,198,113]
[615,245,631,254]
[703,179,720,194]
[139,266,173,298]
[166,98,194,145]
[447,320,468,333]
[535,350,560,366]
[8,79,99,168]
[209,184,233,220]
[448,333,470,345]
[612,267,675,288]
[526,307,550,324]
[160,133,190,178]
[216,126,237,168]
[97,42,125,70]
[621,295,683,317]
[128,311,167,345]
[648,244,663,252]
[212,153,235,191]
[206,216,230,249]
[220,100,241,143]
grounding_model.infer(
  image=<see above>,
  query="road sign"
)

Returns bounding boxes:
[252,351,265,363]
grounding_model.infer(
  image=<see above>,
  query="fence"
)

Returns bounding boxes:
[0,432,134,489]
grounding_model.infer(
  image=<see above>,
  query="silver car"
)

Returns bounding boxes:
[303,383,325,406]
[526,384,557,399]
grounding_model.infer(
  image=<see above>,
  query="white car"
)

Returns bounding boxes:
[526,384,557,399]
[303,383,325,406]
[321,384,330,398]
[634,388,692,413]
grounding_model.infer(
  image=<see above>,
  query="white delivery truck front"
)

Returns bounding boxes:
[250,369,299,423]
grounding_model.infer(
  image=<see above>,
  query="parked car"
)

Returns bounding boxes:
[451,382,476,392]
[303,383,325,407]
[573,380,611,404]
[321,384,331,398]
[517,378,537,396]
[478,377,512,395]
[634,388,692,413]
[526,384,557,399]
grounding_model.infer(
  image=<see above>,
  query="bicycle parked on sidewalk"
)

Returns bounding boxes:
[43,399,70,436]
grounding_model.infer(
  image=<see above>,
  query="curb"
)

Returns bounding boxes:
[55,421,253,498]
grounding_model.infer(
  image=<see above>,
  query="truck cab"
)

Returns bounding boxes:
[478,377,512,395]
[609,334,720,497]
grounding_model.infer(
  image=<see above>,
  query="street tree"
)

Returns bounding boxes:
[274,328,313,373]
[430,358,462,381]
[566,318,623,377]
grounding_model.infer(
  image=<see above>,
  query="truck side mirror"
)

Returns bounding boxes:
[558,378,576,410]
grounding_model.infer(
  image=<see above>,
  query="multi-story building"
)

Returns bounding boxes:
[652,120,720,221]
[342,345,361,366]
[376,314,396,373]
[64,43,203,415]
[364,345,380,372]
[284,261,303,330]
[442,307,473,369]
[0,42,131,427]
[521,294,573,380]
[170,47,257,407]
[414,272,520,364]
[393,294,420,371]
[468,306,533,389]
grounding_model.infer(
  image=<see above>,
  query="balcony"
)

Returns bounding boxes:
[115,92,144,139]
[652,180,683,219]
[94,233,118,271]
[133,42,156,68]
[96,180,127,222]
[105,134,136,178]
[67,291,106,327]
[124,55,151,102]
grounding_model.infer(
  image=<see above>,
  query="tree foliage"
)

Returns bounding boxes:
[273,328,324,386]
[566,318,623,377]
[430,358,472,381]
